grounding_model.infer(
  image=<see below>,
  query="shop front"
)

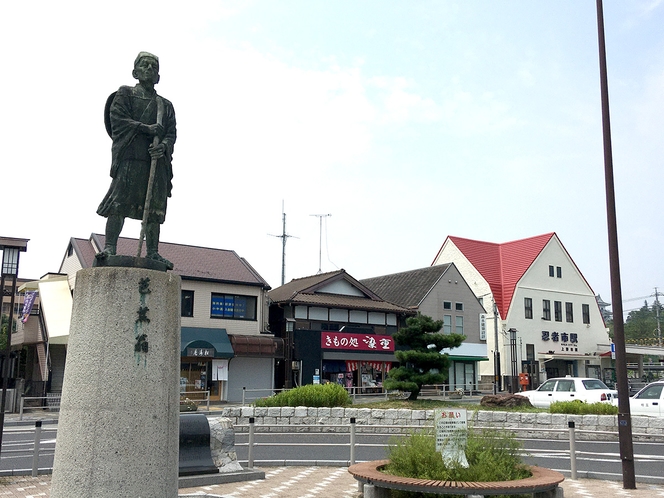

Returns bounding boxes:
[180,327,234,401]
[322,358,393,392]
[295,330,397,392]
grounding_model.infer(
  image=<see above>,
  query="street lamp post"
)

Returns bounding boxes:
[595,0,635,488]
[0,237,29,460]
[493,300,501,394]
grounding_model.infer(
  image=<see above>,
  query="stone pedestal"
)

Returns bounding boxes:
[51,267,181,498]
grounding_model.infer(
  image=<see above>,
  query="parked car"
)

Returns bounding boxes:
[519,376,617,408]
[621,381,664,417]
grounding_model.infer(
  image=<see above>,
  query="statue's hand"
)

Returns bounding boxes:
[142,123,164,137]
[149,143,166,159]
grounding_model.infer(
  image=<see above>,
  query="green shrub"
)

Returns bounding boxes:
[253,383,352,407]
[385,428,531,498]
[549,401,618,415]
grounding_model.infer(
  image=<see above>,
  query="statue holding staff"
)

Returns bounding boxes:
[96,51,176,269]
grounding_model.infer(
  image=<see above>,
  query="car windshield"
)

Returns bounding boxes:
[538,380,556,392]
[582,379,609,390]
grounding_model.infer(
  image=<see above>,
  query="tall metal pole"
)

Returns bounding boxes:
[310,214,331,274]
[654,287,662,348]
[595,0,635,488]
[493,300,501,394]
[0,270,19,459]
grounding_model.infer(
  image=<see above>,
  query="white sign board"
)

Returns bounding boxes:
[434,408,469,467]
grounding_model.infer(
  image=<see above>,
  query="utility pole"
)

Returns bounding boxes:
[309,214,331,274]
[269,202,297,286]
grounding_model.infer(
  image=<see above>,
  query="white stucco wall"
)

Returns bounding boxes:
[180,280,267,336]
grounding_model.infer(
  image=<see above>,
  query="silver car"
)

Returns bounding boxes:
[519,376,617,408]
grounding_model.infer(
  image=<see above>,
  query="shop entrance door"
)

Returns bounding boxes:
[180,361,219,402]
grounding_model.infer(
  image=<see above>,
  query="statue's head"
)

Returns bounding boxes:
[132,51,160,85]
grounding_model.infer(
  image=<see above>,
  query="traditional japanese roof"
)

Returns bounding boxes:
[65,234,270,288]
[269,269,413,314]
[432,233,556,319]
[360,264,453,309]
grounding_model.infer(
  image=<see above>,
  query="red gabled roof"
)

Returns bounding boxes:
[435,233,555,319]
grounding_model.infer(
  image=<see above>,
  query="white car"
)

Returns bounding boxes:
[625,381,664,417]
[519,376,617,408]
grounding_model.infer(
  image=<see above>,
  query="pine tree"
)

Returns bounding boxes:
[384,313,465,400]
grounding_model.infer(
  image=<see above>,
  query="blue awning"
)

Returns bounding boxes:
[181,327,234,359]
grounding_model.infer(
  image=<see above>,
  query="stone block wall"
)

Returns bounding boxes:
[212,407,664,441]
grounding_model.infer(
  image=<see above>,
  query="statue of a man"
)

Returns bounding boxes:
[96,51,176,269]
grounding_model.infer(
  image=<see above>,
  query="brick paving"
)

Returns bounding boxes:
[2,469,664,497]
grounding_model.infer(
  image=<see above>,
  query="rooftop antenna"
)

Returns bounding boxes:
[310,213,331,274]
[269,201,297,286]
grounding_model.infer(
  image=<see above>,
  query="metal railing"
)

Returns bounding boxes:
[233,418,664,483]
[19,395,61,420]
[240,384,494,406]
[179,390,210,412]
[0,421,57,476]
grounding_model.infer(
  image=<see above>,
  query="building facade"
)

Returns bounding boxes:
[361,263,488,391]
[432,233,612,391]
[54,234,279,402]
[268,270,414,392]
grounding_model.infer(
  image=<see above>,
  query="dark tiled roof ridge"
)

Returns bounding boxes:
[90,233,241,255]
[66,233,270,287]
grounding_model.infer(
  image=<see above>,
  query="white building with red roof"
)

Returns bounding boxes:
[432,233,611,391]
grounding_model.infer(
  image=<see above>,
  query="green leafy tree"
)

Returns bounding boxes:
[613,301,664,345]
[384,313,465,400]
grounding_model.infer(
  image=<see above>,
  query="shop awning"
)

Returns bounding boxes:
[446,356,489,361]
[181,327,234,359]
[229,334,284,358]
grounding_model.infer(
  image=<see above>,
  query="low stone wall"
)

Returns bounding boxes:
[213,407,664,440]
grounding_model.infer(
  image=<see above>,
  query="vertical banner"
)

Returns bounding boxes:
[21,290,38,323]
[212,359,228,381]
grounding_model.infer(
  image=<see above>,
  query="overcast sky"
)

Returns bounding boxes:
[1,1,662,314]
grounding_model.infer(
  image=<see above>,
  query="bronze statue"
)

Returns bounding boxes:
[96,51,176,269]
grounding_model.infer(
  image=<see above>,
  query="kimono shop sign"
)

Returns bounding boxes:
[321,331,394,352]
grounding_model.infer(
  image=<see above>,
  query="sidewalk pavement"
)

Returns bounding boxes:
[2,468,664,498]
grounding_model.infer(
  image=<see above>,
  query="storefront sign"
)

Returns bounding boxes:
[187,348,215,357]
[321,331,394,351]
[541,330,579,353]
